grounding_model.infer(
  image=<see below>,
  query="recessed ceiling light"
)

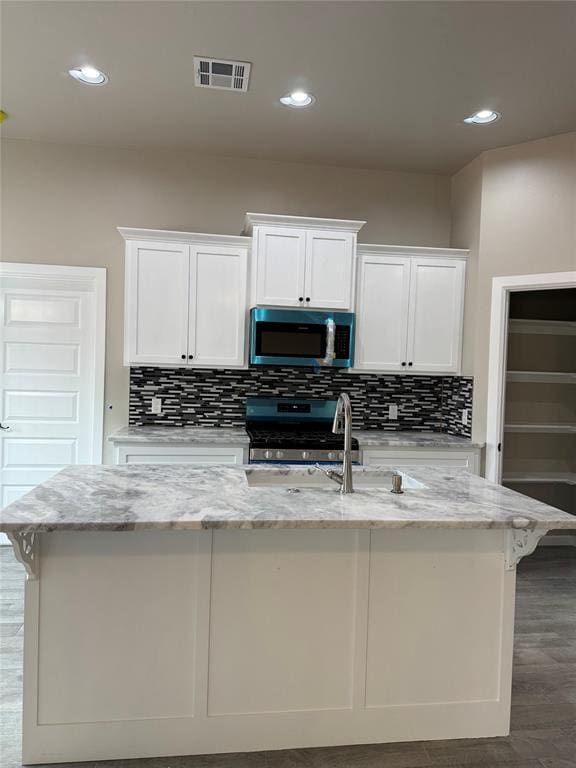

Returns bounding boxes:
[68,65,108,86]
[463,109,501,125]
[280,91,315,108]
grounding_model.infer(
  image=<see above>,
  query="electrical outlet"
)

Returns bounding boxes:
[389,404,398,421]
[151,397,162,415]
[462,408,469,426]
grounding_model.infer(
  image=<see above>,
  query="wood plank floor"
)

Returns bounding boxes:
[1,545,575,768]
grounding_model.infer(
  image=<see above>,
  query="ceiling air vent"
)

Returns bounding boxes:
[193,57,251,92]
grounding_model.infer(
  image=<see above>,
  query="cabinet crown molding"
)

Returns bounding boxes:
[243,213,366,235]
[117,227,250,248]
[357,243,469,259]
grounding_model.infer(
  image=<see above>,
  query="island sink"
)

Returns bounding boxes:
[244,466,424,490]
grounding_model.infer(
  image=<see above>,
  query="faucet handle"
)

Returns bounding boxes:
[314,463,344,486]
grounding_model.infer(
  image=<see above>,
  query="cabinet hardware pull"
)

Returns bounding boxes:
[188,355,194,359]
[408,362,413,366]
[0,423,11,431]
[305,297,311,302]
[181,354,186,360]
[298,297,304,302]
[401,362,407,366]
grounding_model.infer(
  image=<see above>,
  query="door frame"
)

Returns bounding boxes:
[485,271,576,483]
[0,262,107,463]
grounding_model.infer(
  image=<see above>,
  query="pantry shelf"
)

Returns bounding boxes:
[504,423,576,434]
[509,318,576,336]
[506,371,576,384]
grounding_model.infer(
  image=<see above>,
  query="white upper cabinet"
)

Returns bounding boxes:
[255,227,306,307]
[189,244,248,367]
[355,255,411,370]
[407,258,465,374]
[125,240,190,367]
[305,230,355,309]
[246,213,365,310]
[120,229,249,368]
[354,246,468,374]
[121,221,468,376]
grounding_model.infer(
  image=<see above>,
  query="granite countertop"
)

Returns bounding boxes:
[354,431,484,448]
[1,464,574,533]
[109,426,250,444]
[109,426,483,449]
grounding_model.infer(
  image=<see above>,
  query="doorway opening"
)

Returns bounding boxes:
[486,272,576,546]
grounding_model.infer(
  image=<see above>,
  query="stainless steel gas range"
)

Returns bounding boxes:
[245,397,360,464]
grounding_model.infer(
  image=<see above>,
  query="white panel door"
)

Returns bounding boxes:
[255,227,306,307]
[189,245,247,368]
[0,266,105,536]
[125,241,190,365]
[354,254,411,371]
[304,230,355,309]
[407,258,465,374]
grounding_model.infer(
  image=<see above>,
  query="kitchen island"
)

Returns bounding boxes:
[2,464,576,764]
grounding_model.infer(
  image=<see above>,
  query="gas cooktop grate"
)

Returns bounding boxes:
[246,428,359,450]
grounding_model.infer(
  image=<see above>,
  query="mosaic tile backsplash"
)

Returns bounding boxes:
[130,367,473,438]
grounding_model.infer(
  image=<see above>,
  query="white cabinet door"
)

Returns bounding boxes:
[406,258,465,374]
[304,230,355,309]
[115,444,246,465]
[189,245,248,368]
[362,449,480,475]
[354,255,411,371]
[255,227,306,307]
[125,241,190,366]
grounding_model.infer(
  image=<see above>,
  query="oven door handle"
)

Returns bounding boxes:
[318,318,336,367]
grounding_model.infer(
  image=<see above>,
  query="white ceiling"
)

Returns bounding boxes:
[2,1,576,174]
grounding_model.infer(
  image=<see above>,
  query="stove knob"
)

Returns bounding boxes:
[264,450,273,460]
[327,451,337,461]
[275,450,284,459]
[302,451,310,460]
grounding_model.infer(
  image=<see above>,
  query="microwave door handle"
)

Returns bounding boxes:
[319,318,336,366]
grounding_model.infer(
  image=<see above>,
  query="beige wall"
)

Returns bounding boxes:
[451,131,576,442]
[450,154,483,377]
[1,138,451,460]
[5,133,574,460]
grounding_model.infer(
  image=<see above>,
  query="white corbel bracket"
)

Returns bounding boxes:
[505,526,548,570]
[7,531,39,580]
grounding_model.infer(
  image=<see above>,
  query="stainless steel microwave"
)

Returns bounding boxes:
[249,308,355,368]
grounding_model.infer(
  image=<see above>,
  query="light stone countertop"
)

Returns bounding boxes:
[109,426,250,444]
[1,464,574,533]
[109,426,483,449]
[354,430,483,448]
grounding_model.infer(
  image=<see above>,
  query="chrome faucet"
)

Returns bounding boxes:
[317,392,354,494]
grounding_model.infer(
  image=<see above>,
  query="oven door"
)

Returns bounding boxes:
[249,308,353,367]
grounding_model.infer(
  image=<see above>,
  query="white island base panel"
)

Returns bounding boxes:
[23,528,515,764]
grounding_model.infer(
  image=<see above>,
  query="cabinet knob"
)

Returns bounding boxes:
[408,362,413,367]
[188,355,194,360]
[181,354,186,360]
[401,362,406,367]
[305,297,311,303]
[299,297,304,303]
